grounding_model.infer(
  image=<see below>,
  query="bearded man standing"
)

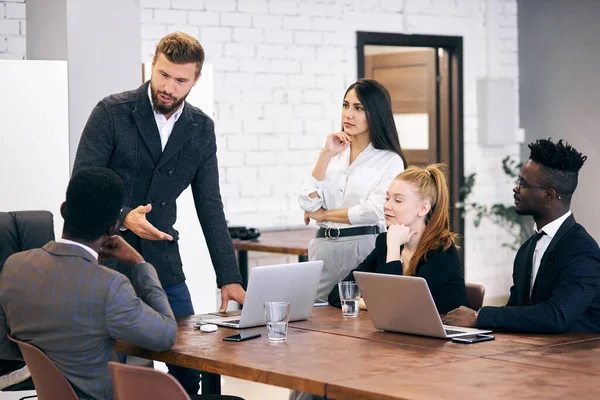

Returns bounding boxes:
[73,32,245,394]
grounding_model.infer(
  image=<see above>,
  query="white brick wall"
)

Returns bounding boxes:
[2,0,521,302]
[0,0,25,59]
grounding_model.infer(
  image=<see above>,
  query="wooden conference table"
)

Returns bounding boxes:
[232,228,315,289]
[116,306,600,399]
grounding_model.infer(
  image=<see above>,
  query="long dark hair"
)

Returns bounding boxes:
[344,79,407,168]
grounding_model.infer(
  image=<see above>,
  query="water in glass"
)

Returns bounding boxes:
[266,321,288,342]
[341,299,359,317]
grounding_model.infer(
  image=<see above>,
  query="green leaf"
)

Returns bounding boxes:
[460,155,531,249]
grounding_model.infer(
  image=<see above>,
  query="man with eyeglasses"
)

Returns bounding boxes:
[444,138,600,333]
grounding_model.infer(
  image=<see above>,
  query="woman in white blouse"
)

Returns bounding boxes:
[298,79,407,301]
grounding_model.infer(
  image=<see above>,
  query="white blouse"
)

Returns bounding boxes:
[298,143,405,231]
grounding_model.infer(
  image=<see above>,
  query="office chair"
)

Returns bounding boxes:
[109,362,245,400]
[7,335,77,400]
[0,211,54,393]
[465,282,486,310]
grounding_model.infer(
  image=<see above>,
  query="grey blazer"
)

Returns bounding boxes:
[0,242,177,400]
[73,82,242,288]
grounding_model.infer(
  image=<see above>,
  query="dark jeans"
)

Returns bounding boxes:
[164,282,201,395]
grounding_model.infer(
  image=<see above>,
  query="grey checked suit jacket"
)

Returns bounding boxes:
[0,241,177,400]
[73,82,242,289]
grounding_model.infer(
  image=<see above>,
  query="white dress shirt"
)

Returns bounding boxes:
[147,85,184,150]
[56,238,99,261]
[530,210,572,294]
[298,143,405,231]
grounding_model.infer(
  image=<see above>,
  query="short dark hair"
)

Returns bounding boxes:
[344,79,407,168]
[63,168,124,242]
[528,138,587,199]
[155,32,204,76]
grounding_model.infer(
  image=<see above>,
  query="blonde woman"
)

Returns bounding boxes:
[328,164,468,314]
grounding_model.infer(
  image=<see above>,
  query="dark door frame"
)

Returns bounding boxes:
[357,31,465,255]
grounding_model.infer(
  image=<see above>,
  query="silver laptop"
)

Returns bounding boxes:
[202,260,323,329]
[354,272,492,339]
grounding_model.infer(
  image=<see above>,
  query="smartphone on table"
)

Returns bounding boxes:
[451,334,495,344]
[222,332,261,342]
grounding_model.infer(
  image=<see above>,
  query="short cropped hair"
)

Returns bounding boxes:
[154,32,204,76]
[528,138,587,199]
[63,168,124,242]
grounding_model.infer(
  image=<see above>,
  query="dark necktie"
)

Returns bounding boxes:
[523,230,546,304]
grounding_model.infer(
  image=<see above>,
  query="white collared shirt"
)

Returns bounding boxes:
[147,84,184,150]
[531,210,572,294]
[298,144,405,231]
[56,238,99,261]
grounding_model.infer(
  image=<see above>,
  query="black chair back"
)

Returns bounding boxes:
[0,210,54,391]
[0,211,54,273]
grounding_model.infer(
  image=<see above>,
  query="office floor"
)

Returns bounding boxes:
[0,391,36,399]
[222,377,290,400]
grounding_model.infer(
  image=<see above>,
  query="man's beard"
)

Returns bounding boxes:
[150,83,188,115]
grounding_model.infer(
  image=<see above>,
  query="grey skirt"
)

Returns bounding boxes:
[308,233,377,301]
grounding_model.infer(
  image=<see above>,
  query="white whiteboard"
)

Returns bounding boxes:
[0,60,70,239]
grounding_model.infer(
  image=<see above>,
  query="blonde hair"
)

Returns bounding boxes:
[396,163,458,276]
[154,32,204,76]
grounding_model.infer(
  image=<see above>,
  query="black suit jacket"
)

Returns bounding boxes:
[477,215,600,333]
[73,82,242,288]
[327,232,468,314]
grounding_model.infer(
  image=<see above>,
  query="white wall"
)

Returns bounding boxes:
[25,0,67,60]
[519,0,600,241]
[63,0,141,168]
[0,60,70,239]
[0,0,26,59]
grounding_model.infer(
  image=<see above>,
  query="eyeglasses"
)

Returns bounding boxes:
[515,176,547,190]
[515,177,562,199]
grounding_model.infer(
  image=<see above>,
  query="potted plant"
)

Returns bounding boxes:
[457,156,533,251]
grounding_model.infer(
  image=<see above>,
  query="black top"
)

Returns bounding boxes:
[327,232,468,314]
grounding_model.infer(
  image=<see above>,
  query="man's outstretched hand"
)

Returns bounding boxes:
[123,204,173,241]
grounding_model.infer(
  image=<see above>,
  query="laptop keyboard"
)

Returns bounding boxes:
[223,319,240,325]
[444,329,465,336]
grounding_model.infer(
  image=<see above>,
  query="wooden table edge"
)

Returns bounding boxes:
[232,241,308,256]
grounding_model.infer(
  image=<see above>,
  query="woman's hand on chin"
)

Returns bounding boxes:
[387,224,417,248]
[323,132,351,155]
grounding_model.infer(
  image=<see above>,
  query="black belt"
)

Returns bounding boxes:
[316,226,379,240]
